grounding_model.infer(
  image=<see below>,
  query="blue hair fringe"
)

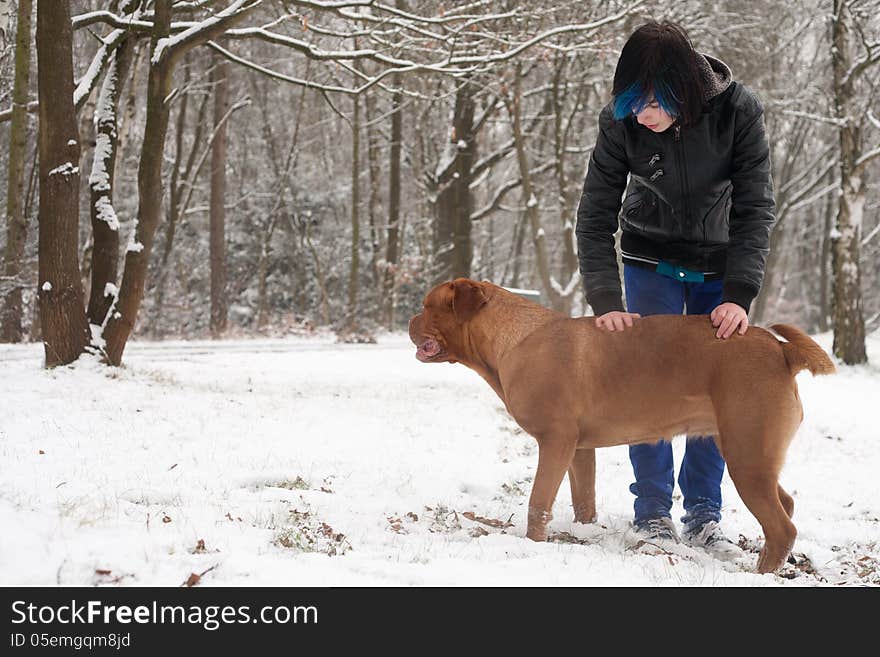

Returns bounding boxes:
[612,80,681,120]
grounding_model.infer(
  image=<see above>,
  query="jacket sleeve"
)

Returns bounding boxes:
[575,104,629,316]
[723,88,776,313]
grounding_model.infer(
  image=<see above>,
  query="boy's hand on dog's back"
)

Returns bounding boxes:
[596,311,641,332]
[711,302,749,339]
[596,305,748,340]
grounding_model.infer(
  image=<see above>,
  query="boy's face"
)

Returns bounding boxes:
[634,96,676,132]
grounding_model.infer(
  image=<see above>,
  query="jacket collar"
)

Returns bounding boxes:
[696,52,733,103]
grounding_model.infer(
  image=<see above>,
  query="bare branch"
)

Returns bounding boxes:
[854,143,880,171]
[206,40,432,99]
[777,108,848,127]
[152,0,263,67]
[471,160,555,222]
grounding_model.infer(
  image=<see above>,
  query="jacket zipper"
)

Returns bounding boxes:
[673,124,692,234]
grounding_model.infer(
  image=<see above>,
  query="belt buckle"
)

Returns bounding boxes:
[656,261,704,283]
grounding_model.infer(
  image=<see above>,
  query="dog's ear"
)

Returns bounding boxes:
[452,278,488,323]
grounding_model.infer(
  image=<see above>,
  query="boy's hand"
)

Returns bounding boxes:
[596,311,641,332]
[711,302,748,339]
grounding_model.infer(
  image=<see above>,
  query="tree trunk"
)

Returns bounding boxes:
[1,0,33,343]
[507,210,528,289]
[383,81,402,329]
[35,0,89,366]
[751,216,785,325]
[830,0,867,364]
[87,36,134,328]
[434,77,476,282]
[348,92,361,328]
[102,0,174,365]
[818,186,833,332]
[100,0,258,362]
[116,41,145,163]
[364,87,381,298]
[255,216,278,330]
[209,53,228,338]
[304,220,329,327]
[507,62,565,312]
[551,51,581,294]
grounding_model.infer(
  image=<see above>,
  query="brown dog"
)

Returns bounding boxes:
[409,277,835,573]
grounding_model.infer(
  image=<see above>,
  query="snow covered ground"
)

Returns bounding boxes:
[1,328,878,587]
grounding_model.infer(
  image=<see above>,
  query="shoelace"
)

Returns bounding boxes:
[689,521,733,546]
[641,518,677,539]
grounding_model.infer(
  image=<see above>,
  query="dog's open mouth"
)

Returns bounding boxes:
[416,339,444,362]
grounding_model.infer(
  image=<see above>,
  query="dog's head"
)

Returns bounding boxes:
[408,278,490,363]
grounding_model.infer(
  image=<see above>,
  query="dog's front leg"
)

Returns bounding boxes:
[526,436,577,541]
[568,448,597,524]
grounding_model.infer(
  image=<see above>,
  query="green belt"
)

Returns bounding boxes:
[655,260,705,283]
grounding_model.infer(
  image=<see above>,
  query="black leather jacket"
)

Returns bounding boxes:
[575,56,776,315]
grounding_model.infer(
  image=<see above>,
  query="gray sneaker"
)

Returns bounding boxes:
[683,520,739,556]
[634,516,681,544]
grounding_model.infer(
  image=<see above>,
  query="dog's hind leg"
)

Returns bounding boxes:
[715,385,802,573]
[726,463,796,573]
[526,431,578,541]
[568,448,597,524]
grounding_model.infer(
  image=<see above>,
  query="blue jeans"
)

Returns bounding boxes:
[623,264,726,531]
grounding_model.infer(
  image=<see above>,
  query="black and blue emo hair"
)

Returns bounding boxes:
[611,21,705,127]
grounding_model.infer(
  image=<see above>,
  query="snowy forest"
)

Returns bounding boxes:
[2,0,880,590]
[0,0,878,366]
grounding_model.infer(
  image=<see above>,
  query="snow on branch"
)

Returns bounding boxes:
[2,0,650,121]
[221,0,645,82]
[434,0,648,66]
[207,41,426,99]
[151,0,262,66]
[74,29,129,111]
[854,144,880,171]
[843,41,880,88]
[778,109,848,127]
[72,10,158,31]
[289,0,375,9]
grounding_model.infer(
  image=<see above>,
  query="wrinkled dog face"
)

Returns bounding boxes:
[409,278,488,363]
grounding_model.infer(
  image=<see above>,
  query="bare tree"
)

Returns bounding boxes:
[829,0,879,364]
[101,0,259,364]
[35,0,89,366]
[504,60,580,313]
[431,76,478,283]
[382,75,403,329]
[1,0,32,342]
[210,50,229,338]
[87,33,134,328]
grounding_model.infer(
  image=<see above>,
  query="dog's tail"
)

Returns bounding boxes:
[771,324,836,376]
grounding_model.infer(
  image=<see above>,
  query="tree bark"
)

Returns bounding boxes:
[348,91,361,328]
[364,87,381,297]
[87,36,134,328]
[35,0,90,366]
[209,52,229,338]
[101,0,174,365]
[383,80,402,329]
[818,185,833,332]
[1,0,33,343]
[551,51,582,294]
[434,76,476,282]
[830,0,867,364]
